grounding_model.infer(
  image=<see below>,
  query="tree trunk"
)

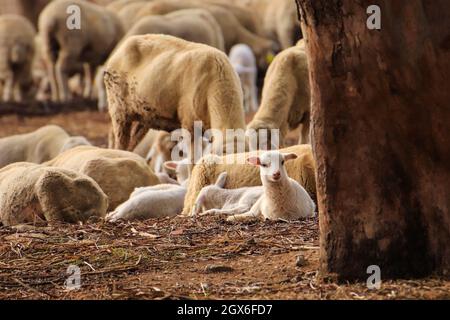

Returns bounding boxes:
[297,0,450,280]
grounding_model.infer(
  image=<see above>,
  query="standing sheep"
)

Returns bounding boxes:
[193,150,316,221]
[229,44,259,114]
[247,40,311,146]
[0,125,91,168]
[0,162,108,226]
[0,15,36,102]
[182,144,316,215]
[45,145,160,211]
[38,0,124,102]
[105,34,246,155]
[134,0,277,68]
[228,0,302,50]
[128,9,225,52]
[96,8,226,111]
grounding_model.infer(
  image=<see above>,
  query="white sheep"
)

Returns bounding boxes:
[0,15,36,102]
[38,0,124,102]
[229,44,259,114]
[193,150,316,221]
[182,144,316,215]
[0,125,91,169]
[106,158,192,222]
[247,40,310,146]
[105,34,246,155]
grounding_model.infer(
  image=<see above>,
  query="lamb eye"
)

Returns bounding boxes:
[262,163,268,168]
[281,160,285,165]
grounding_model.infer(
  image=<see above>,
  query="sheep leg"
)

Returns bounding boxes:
[250,74,259,113]
[82,63,93,99]
[298,112,311,144]
[111,116,132,150]
[2,72,14,102]
[55,53,73,102]
[47,64,59,102]
[201,205,251,216]
[128,122,149,152]
[13,82,23,103]
[241,74,251,113]
[227,198,263,222]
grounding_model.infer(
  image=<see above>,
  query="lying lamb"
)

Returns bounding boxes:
[229,44,259,114]
[106,159,192,222]
[0,162,108,226]
[193,151,316,221]
[0,125,91,168]
[182,144,316,215]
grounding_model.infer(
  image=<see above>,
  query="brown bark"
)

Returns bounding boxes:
[298,0,450,279]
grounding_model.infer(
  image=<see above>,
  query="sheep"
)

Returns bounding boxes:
[0,15,36,102]
[45,145,160,211]
[0,162,108,226]
[227,0,302,50]
[0,125,91,169]
[106,158,191,222]
[117,1,149,30]
[202,0,261,36]
[182,144,315,216]
[96,7,226,112]
[107,0,147,13]
[194,150,315,221]
[247,40,310,147]
[229,44,258,114]
[105,34,246,156]
[133,0,277,68]
[38,0,124,102]
[128,9,225,51]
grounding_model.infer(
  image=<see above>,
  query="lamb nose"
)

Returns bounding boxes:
[273,171,281,178]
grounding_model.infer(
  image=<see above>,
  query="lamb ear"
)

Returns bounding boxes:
[283,153,298,162]
[163,161,178,171]
[247,156,261,166]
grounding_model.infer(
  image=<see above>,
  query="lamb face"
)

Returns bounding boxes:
[247,151,298,183]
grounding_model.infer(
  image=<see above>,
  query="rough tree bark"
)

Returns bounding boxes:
[297,0,450,280]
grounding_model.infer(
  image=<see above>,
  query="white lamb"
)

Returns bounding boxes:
[229,44,259,113]
[106,158,192,222]
[192,150,316,221]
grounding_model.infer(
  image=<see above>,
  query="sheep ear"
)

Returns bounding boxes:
[247,156,261,166]
[283,153,298,162]
[164,161,178,171]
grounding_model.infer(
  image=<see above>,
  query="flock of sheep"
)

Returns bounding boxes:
[0,0,316,227]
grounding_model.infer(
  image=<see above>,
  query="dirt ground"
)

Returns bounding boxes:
[0,111,449,300]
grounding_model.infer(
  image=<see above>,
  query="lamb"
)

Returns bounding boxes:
[247,40,311,147]
[193,150,315,221]
[182,144,316,216]
[38,0,124,102]
[45,145,160,210]
[0,125,91,169]
[106,158,191,222]
[105,34,246,155]
[229,44,258,114]
[0,162,108,226]
[134,0,277,68]
[0,15,36,102]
